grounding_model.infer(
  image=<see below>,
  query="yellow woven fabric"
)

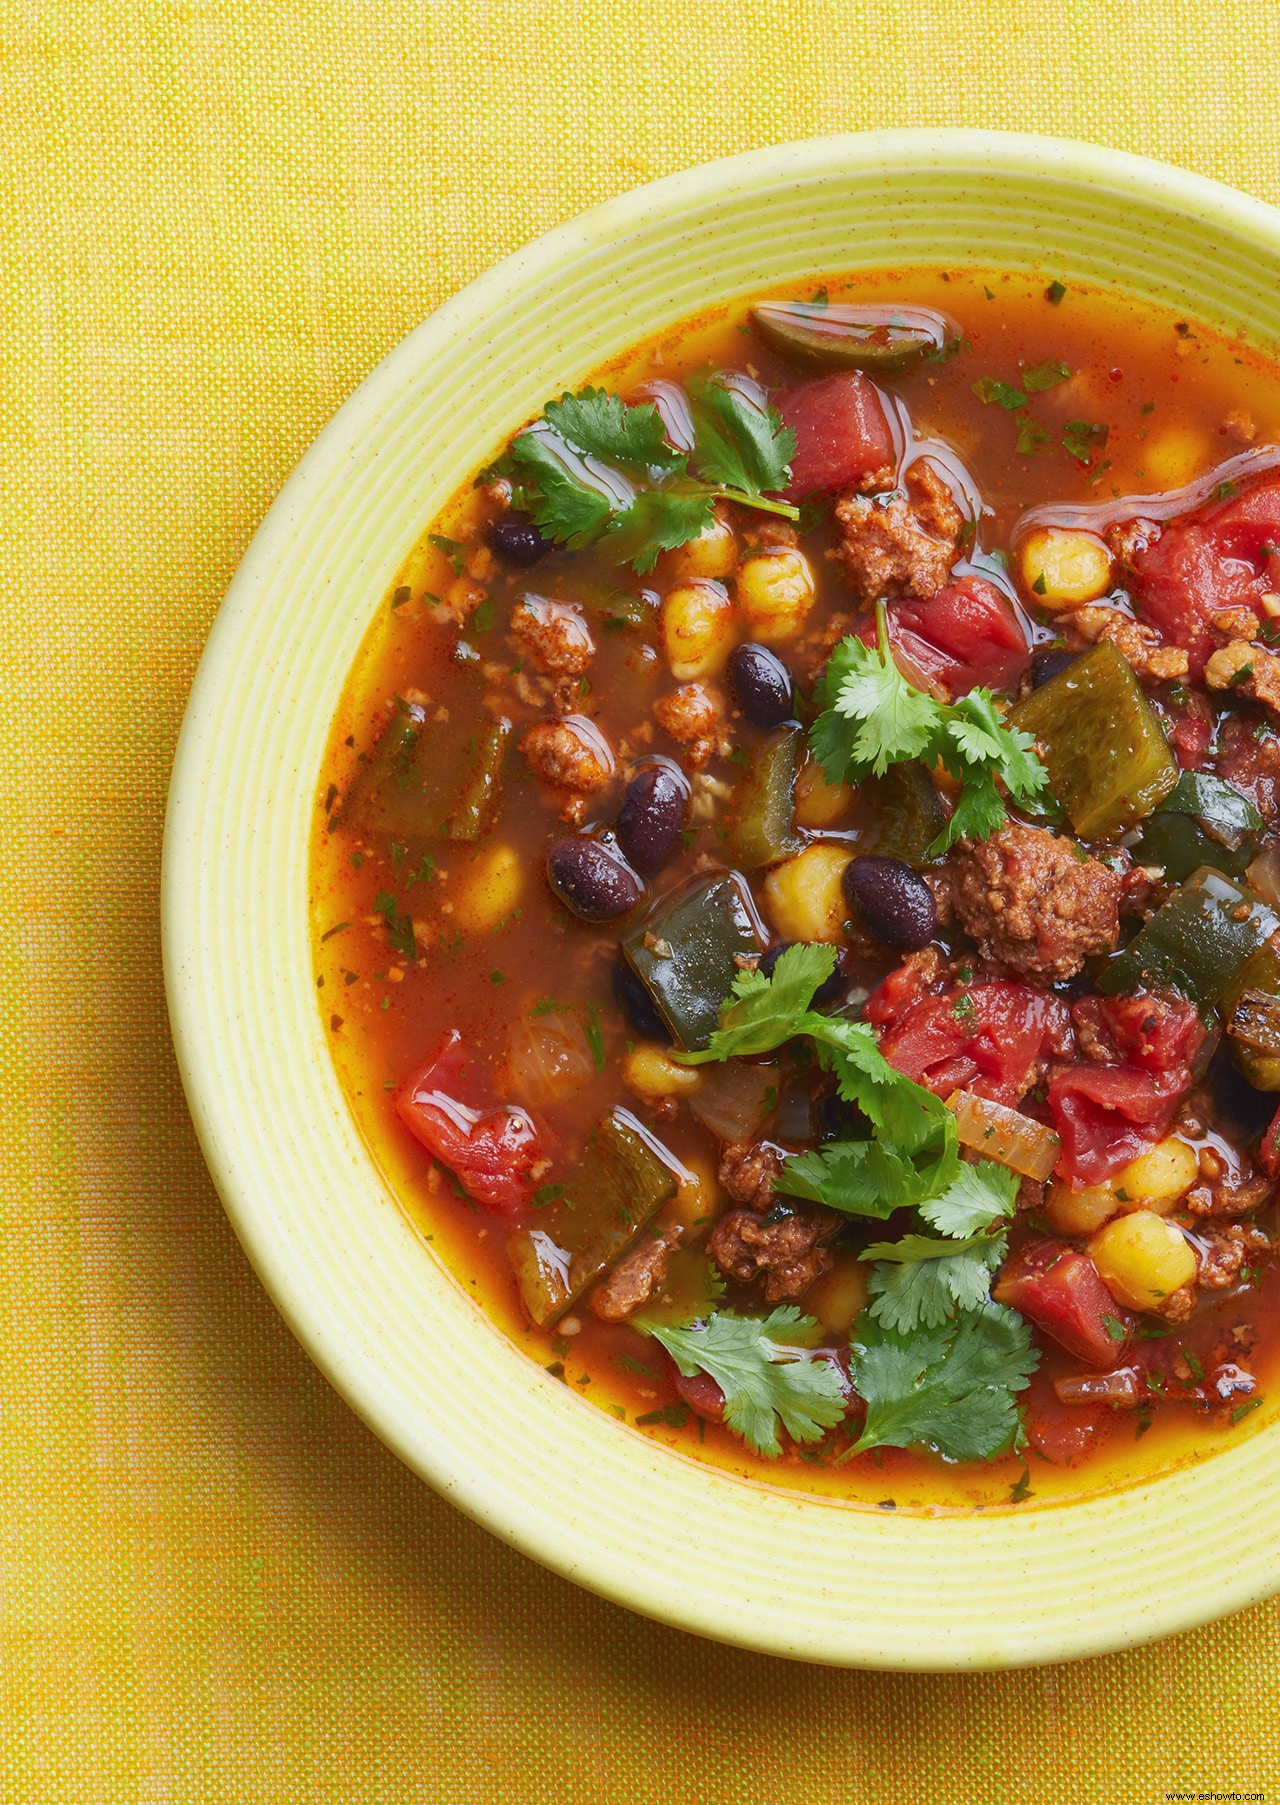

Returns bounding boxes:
[5,2,1280,1798]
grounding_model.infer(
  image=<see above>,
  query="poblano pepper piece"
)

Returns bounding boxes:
[751,302,953,375]
[865,762,947,867]
[1099,866,1279,1008]
[1011,641,1177,839]
[506,1112,678,1326]
[623,871,763,1051]
[1223,941,1280,1090]
[343,692,511,848]
[725,725,805,868]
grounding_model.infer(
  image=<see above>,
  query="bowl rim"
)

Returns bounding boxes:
[164,128,1280,1669]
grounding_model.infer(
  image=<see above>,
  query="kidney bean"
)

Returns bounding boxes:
[613,956,668,1040]
[616,759,689,877]
[485,511,550,566]
[841,854,937,951]
[727,642,795,729]
[1029,646,1079,689]
[546,837,642,921]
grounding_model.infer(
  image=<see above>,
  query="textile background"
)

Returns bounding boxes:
[3,1,1279,1798]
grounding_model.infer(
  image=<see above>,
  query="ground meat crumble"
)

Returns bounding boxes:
[946,822,1122,983]
[833,459,964,603]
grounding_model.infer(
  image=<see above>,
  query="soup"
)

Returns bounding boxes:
[310,268,1280,1510]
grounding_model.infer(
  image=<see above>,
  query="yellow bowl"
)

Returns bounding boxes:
[163,131,1280,1670]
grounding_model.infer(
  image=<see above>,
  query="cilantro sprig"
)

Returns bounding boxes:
[667,946,1035,1462]
[643,1307,848,1458]
[845,1305,1038,1463]
[506,378,799,574]
[810,606,1049,853]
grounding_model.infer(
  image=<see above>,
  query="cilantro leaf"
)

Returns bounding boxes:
[605,488,717,574]
[688,375,796,500]
[509,429,616,549]
[918,1158,1019,1237]
[508,381,799,573]
[1062,420,1109,466]
[805,1013,951,1153]
[862,1232,1008,1332]
[1021,359,1072,392]
[972,377,1026,410]
[644,1308,848,1457]
[542,387,684,476]
[775,1140,921,1218]
[677,943,837,1064]
[812,623,938,779]
[846,1304,1038,1461]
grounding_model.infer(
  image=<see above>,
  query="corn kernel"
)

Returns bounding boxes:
[622,1043,703,1101]
[1113,1137,1199,1214]
[664,509,738,582]
[1143,426,1212,491]
[1089,1210,1197,1312]
[1045,1181,1121,1238]
[805,1250,869,1337]
[735,547,816,645]
[660,579,737,681]
[762,843,852,945]
[1018,527,1113,608]
[794,758,854,828]
[452,842,522,933]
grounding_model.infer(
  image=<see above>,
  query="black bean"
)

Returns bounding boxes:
[484,511,550,566]
[616,759,689,877]
[842,855,937,952]
[760,940,846,1008]
[727,642,795,729]
[1029,646,1079,689]
[613,956,668,1040]
[546,837,643,922]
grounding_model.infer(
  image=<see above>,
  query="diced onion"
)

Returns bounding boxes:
[1247,847,1280,910]
[946,1088,1061,1181]
[1053,1367,1142,1409]
[505,1016,594,1109]
[689,1060,778,1142]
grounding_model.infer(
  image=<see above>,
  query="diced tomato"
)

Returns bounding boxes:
[871,978,1072,1109]
[1021,1372,1107,1465]
[394,1029,542,1226]
[994,1240,1133,1367]
[1127,469,1280,674]
[781,372,896,499]
[1070,990,1206,1075]
[1047,1062,1189,1187]
[1260,1100,1280,1180]
[673,1368,726,1422]
[1168,703,1214,771]
[889,577,1029,698]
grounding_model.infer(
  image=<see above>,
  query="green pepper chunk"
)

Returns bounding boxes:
[343,690,511,849]
[865,763,947,866]
[1099,867,1279,1008]
[751,302,953,375]
[725,726,804,868]
[1133,810,1254,885]
[1223,942,1280,1089]
[507,1112,678,1326]
[623,871,763,1051]
[1010,642,1177,839]
[445,717,511,840]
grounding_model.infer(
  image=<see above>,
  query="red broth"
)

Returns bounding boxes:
[311,269,1280,1510]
